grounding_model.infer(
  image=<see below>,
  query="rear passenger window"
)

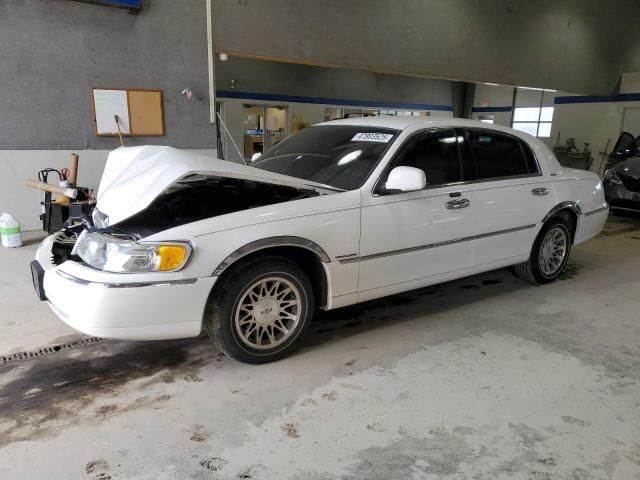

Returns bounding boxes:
[467,131,538,179]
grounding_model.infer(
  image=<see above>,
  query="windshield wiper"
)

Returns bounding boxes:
[304,182,346,193]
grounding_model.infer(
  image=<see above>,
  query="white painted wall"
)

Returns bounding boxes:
[471,84,514,126]
[1,149,215,232]
[621,72,640,94]
[622,107,640,133]
[473,84,514,106]
[550,101,640,173]
[220,101,248,164]
[289,104,328,129]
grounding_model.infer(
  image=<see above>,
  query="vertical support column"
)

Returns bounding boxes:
[206,0,216,125]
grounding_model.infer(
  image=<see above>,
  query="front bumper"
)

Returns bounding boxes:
[34,233,216,340]
[604,182,640,212]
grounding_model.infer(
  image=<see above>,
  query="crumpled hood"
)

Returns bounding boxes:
[614,156,640,177]
[96,146,328,226]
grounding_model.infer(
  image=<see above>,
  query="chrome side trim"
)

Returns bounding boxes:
[212,236,331,276]
[56,270,198,288]
[473,224,537,240]
[334,253,358,259]
[609,206,640,213]
[541,201,583,223]
[339,224,536,264]
[584,205,609,216]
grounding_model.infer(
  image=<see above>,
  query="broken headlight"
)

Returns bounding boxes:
[92,208,109,228]
[73,231,191,273]
[603,169,622,185]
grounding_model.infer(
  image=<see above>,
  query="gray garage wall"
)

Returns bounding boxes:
[0,0,216,150]
[212,0,640,96]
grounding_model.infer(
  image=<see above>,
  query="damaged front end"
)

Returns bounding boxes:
[47,175,319,276]
[46,146,325,270]
[102,174,319,239]
[31,146,337,340]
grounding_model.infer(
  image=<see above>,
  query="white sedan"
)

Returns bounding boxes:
[31,117,608,363]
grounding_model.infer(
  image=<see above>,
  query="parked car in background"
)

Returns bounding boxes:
[603,131,640,214]
[31,118,608,363]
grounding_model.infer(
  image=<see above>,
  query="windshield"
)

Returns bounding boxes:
[252,125,400,190]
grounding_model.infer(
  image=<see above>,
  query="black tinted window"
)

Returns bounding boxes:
[521,142,539,174]
[253,125,399,190]
[468,131,535,179]
[393,130,462,186]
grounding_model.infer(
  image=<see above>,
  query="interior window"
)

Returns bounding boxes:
[467,131,532,179]
[391,130,463,187]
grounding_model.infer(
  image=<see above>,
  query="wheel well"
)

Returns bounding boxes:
[213,246,329,309]
[550,208,578,244]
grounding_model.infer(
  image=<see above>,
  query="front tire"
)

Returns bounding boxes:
[514,217,572,285]
[205,257,315,364]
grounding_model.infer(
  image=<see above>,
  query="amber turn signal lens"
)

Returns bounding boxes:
[157,245,188,271]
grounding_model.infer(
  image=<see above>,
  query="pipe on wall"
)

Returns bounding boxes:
[206,0,216,124]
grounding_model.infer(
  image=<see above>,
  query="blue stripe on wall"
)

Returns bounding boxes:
[471,106,512,113]
[554,93,640,104]
[216,90,454,112]
[106,0,141,7]
[75,0,142,8]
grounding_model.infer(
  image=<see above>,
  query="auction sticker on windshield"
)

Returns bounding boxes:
[351,133,394,143]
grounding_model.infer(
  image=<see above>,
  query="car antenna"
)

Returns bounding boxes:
[216,111,248,165]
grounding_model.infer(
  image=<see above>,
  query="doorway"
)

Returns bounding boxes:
[242,105,288,160]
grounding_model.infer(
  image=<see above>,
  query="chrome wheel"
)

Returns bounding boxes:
[538,226,568,276]
[234,276,302,350]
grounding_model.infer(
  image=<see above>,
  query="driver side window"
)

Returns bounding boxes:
[392,129,463,187]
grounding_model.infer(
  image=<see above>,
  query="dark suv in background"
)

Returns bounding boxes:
[603,131,640,214]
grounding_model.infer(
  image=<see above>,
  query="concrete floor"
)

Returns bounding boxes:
[1,216,640,479]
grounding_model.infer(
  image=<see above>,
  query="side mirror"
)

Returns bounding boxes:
[251,152,262,162]
[384,166,426,192]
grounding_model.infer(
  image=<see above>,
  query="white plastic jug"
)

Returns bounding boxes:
[0,213,22,248]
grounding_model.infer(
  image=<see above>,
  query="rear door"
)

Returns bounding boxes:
[460,128,554,267]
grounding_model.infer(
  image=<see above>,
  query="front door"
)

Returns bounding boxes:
[357,129,476,299]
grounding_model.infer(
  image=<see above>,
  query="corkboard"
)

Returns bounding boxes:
[91,88,164,137]
[128,90,164,136]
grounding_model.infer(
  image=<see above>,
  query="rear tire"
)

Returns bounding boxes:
[514,216,572,285]
[204,257,314,364]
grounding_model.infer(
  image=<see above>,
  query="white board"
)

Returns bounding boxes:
[93,89,130,135]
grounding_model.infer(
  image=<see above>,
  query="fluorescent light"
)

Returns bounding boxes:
[439,136,464,144]
[483,82,499,86]
[338,150,362,166]
[518,86,557,92]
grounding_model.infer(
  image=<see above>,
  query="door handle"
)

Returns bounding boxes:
[531,187,549,196]
[445,198,471,209]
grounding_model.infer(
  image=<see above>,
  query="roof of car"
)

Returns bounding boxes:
[318,116,526,136]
